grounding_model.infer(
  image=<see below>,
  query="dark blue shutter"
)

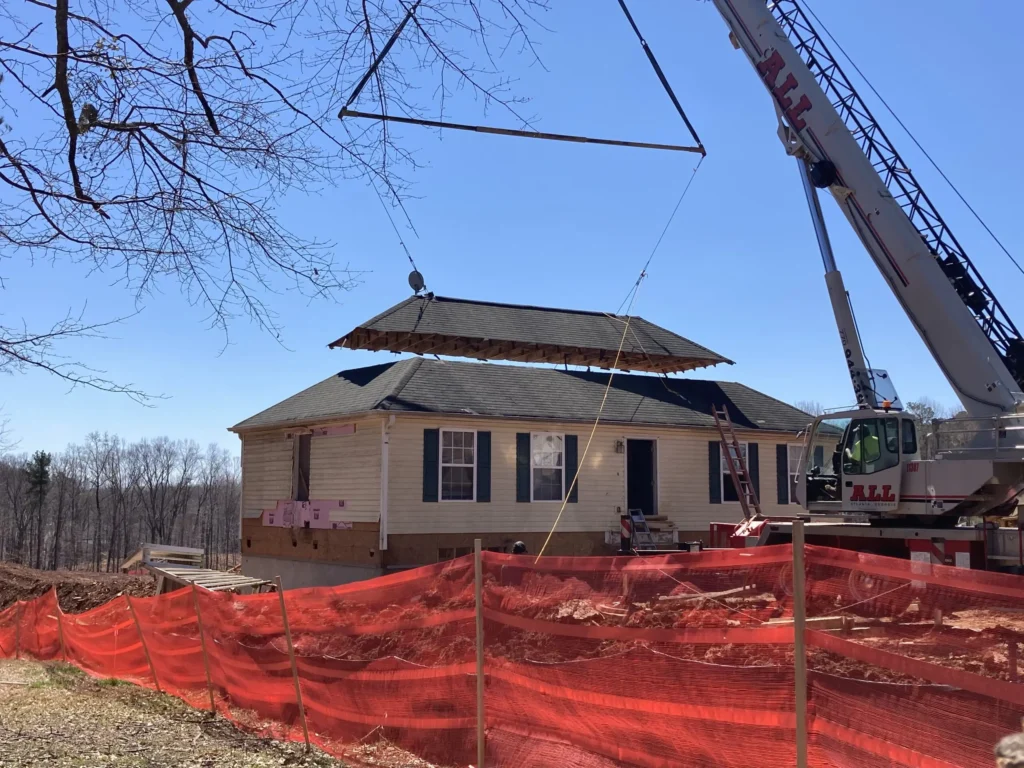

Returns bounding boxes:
[565,435,579,503]
[516,433,530,502]
[423,429,439,503]
[476,432,491,503]
[814,445,824,469]
[748,443,760,499]
[776,444,789,505]
[709,441,721,504]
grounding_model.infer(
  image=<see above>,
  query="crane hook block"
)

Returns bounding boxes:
[808,160,838,189]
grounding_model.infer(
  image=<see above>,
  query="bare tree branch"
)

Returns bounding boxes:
[0,0,548,393]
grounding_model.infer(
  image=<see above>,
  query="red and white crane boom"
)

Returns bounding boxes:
[711,0,1024,418]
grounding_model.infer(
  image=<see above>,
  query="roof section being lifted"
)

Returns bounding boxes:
[329,295,732,374]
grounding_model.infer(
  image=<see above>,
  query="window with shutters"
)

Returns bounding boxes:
[721,442,747,503]
[440,429,476,501]
[787,443,804,504]
[531,433,564,501]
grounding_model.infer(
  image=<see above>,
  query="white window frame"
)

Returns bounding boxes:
[787,443,805,505]
[530,432,565,503]
[720,441,748,504]
[439,428,477,502]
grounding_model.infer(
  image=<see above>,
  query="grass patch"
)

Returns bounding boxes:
[97,676,129,688]
[43,662,86,689]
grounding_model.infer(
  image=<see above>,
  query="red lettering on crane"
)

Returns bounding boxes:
[756,51,786,87]
[850,484,897,503]
[756,50,813,131]
[774,73,799,109]
[786,95,813,131]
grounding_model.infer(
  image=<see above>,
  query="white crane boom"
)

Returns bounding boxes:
[710,0,1024,418]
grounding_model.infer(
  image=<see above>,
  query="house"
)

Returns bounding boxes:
[231,296,816,587]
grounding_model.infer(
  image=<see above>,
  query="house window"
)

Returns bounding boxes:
[532,433,564,501]
[721,442,747,503]
[788,443,804,504]
[440,430,475,501]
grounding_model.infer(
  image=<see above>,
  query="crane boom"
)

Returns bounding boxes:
[711,0,1024,417]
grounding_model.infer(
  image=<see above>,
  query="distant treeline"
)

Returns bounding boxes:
[0,434,239,572]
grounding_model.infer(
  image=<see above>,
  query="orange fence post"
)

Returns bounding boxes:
[191,584,217,713]
[474,539,486,768]
[792,521,808,768]
[275,576,310,751]
[126,595,160,692]
[53,587,68,663]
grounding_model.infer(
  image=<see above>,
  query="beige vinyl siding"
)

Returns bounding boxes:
[387,416,623,535]
[386,414,803,536]
[241,432,293,514]
[308,418,382,523]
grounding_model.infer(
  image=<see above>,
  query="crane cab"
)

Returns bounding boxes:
[796,409,921,516]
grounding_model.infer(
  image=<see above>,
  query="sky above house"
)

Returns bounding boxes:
[4,0,1023,456]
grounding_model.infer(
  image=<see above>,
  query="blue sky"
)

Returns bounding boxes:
[3,0,1023,456]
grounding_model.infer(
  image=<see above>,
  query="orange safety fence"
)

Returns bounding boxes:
[1,544,1023,767]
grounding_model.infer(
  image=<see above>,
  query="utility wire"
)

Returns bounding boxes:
[802,1,1024,280]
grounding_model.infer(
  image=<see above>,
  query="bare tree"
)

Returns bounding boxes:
[1,432,244,571]
[50,446,85,569]
[793,400,825,417]
[0,0,547,389]
[0,453,30,562]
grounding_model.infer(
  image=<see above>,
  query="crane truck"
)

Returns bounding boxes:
[706,0,1024,571]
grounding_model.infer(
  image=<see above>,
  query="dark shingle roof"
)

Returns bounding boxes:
[231,358,812,433]
[329,295,732,374]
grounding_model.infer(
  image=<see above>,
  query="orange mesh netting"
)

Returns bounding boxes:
[3,544,1024,767]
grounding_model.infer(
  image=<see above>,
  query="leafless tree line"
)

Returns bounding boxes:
[0,433,240,572]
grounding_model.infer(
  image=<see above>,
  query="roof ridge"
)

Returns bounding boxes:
[431,294,624,319]
[352,295,419,333]
[373,356,424,410]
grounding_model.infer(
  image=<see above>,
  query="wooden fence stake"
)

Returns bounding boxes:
[126,595,160,692]
[53,587,68,663]
[191,584,217,713]
[792,521,808,768]
[1010,640,1019,684]
[474,539,486,768]
[275,576,310,751]
[13,601,22,660]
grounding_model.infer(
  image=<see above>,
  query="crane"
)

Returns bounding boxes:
[708,0,1024,524]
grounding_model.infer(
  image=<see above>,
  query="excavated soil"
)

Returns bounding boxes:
[0,562,155,614]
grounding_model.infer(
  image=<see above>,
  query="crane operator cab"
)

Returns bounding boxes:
[795,393,923,517]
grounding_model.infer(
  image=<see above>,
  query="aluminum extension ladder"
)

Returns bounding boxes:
[628,508,659,551]
[712,405,763,521]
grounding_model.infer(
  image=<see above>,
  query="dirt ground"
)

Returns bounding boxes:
[0,563,155,614]
[0,660,439,768]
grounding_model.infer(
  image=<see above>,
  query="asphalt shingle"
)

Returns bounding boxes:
[329,295,732,373]
[231,358,812,433]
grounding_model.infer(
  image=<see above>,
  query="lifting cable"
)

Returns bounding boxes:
[536,156,706,561]
[802,1,1024,280]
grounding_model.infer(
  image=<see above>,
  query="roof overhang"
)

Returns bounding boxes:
[330,327,728,374]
